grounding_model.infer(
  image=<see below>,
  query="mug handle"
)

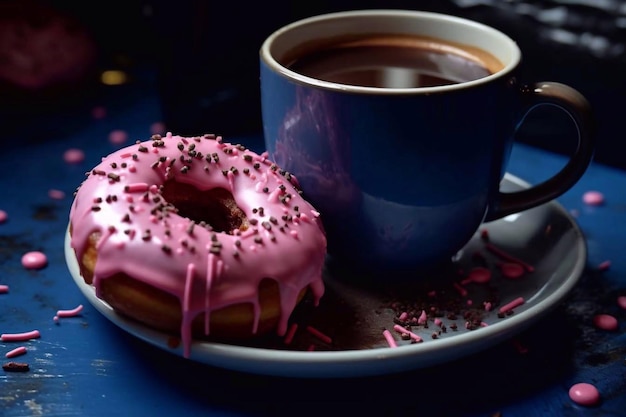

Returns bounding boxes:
[485,81,595,221]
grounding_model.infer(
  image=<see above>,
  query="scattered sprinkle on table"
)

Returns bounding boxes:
[91,106,107,119]
[592,314,619,331]
[1,330,41,342]
[597,260,611,271]
[582,190,605,206]
[0,209,7,223]
[2,361,30,372]
[54,304,84,322]
[617,296,626,310]
[21,251,48,270]
[0,284,8,294]
[108,129,129,145]
[5,346,27,358]
[63,148,85,164]
[48,189,66,200]
[569,383,600,406]
[150,121,166,135]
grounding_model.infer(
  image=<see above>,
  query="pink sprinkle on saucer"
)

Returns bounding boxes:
[569,383,600,406]
[592,314,618,331]
[465,266,491,284]
[108,129,128,145]
[63,148,85,164]
[500,262,525,279]
[21,251,48,270]
[582,190,604,206]
[0,209,7,223]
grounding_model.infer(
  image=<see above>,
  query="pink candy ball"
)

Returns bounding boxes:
[21,251,48,270]
[592,314,619,331]
[582,190,604,206]
[569,383,600,406]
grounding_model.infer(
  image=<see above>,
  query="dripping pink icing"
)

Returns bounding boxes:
[69,133,326,357]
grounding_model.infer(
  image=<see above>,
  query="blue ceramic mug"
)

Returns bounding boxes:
[260,10,594,272]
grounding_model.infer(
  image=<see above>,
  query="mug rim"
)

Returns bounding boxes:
[260,9,522,95]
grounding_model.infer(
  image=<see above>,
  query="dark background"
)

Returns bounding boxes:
[2,0,625,170]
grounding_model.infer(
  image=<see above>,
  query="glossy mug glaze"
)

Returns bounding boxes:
[260,10,594,272]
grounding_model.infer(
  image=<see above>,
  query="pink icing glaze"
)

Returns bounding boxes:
[592,314,618,331]
[568,382,600,406]
[0,209,7,223]
[69,133,327,357]
[21,251,48,269]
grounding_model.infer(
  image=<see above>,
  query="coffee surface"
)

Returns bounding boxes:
[286,35,503,88]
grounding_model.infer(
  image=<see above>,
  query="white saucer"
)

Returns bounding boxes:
[64,173,586,378]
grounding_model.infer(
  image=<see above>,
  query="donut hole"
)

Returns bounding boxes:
[161,180,248,233]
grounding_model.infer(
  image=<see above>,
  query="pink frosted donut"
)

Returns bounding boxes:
[69,133,327,356]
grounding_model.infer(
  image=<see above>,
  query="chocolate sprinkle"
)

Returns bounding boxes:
[2,362,29,372]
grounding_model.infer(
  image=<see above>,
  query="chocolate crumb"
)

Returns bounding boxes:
[3,362,30,372]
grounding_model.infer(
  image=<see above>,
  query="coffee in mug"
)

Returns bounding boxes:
[285,34,503,88]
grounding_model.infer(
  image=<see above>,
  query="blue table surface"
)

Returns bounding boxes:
[1,81,625,417]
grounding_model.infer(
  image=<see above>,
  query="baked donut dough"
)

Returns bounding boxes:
[69,133,326,356]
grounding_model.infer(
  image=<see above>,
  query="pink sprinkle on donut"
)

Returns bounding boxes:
[109,129,129,145]
[500,262,525,279]
[48,189,66,200]
[63,148,85,164]
[582,190,604,206]
[0,209,7,223]
[21,251,48,270]
[617,296,626,310]
[569,383,600,406]
[592,314,618,331]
